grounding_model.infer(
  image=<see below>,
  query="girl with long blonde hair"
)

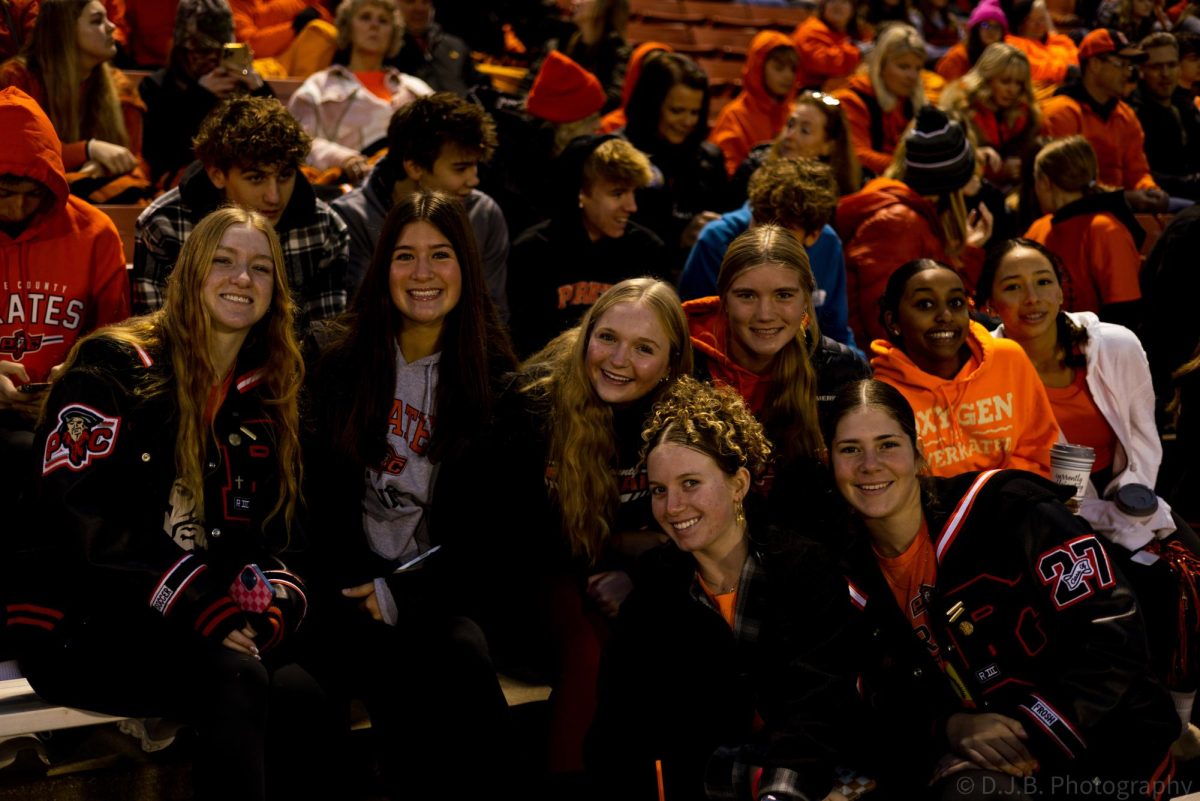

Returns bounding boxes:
[940,42,1041,188]
[484,276,692,775]
[14,207,332,801]
[0,0,144,188]
[833,22,927,176]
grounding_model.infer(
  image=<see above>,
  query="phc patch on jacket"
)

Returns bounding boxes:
[42,403,120,475]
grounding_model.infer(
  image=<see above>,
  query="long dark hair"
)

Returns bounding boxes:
[623,51,711,151]
[316,191,516,466]
[975,237,1088,369]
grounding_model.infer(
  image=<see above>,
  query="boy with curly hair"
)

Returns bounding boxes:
[133,95,348,332]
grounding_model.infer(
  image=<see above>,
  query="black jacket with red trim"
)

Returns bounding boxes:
[845,469,1178,796]
[5,335,307,653]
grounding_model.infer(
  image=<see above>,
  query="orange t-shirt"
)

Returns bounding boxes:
[204,371,235,425]
[1044,368,1116,472]
[875,519,942,663]
[699,576,738,628]
[355,70,392,101]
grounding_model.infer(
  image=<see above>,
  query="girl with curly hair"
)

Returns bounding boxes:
[588,376,860,801]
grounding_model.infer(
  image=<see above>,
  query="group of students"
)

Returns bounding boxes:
[1,0,1200,800]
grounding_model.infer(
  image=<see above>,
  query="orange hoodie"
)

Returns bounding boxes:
[870,321,1059,478]
[832,71,914,177]
[229,0,332,59]
[599,41,674,135]
[835,177,985,345]
[684,296,773,414]
[0,87,130,383]
[709,31,799,176]
[1008,33,1078,86]
[791,15,860,91]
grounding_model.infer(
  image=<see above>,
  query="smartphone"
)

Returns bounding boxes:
[17,382,50,394]
[222,43,252,75]
[229,564,275,613]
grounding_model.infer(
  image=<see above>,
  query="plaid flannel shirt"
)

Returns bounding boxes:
[694,553,810,801]
[132,164,347,331]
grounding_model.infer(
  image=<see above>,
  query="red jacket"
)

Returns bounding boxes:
[683,296,773,414]
[124,0,179,67]
[0,0,37,62]
[229,0,331,58]
[1041,84,1158,191]
[710,31,799,176]
[835,177,984,345]
[599,40,673,135]
[0,87,130,383]
[870,322,1060,477]
[791,16,859,90]
[833,72,914,176]
[1023,192,1143,314]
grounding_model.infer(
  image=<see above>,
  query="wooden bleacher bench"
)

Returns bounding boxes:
[96,204,142,267]
[0,661,125,740]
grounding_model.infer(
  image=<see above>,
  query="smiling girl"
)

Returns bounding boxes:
[15,207,329,801]
[480,277,692,777]
[870,258,1059,477]
[825,378,1179,799]
[305,190,517,797]
[588,376,858,800]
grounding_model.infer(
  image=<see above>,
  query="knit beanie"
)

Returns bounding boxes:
[903,106,975,197]
[968,1,1008,32]
[174,0,235,50]
[526,51,607,124]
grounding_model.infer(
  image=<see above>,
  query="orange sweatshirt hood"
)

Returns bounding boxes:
[835,177,939,242]
[0,87,70,243]
[684,296,772,414]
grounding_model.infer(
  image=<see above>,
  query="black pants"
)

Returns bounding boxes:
[301,610,516,798]
[20,611,337,801]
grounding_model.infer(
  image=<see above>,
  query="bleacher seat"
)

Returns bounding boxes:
[97,204,142,267]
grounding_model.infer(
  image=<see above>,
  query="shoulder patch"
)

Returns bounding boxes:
[1036,535,1115,610]
[43,404,121,475]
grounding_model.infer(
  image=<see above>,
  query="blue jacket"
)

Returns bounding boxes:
[677,204,859,353]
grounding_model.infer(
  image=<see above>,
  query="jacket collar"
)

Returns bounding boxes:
[1056,79,1119,121]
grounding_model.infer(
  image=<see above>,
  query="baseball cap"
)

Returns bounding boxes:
[1078,28,1148,62]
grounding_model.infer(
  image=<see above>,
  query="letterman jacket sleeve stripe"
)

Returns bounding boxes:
[196,598,240,638]
[1016,692,1086,758]
[1149,750,1175,798]
[148,554,208,615]
[936,470,1002,564]
[847,579,868,611]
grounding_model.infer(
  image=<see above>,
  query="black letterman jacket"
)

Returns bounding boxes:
[6,336,306,651]
[846,470,1178,795]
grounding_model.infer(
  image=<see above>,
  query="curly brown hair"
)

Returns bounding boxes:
[641,375,772,481]
[748,157,839,237]
[193,96,312,172]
